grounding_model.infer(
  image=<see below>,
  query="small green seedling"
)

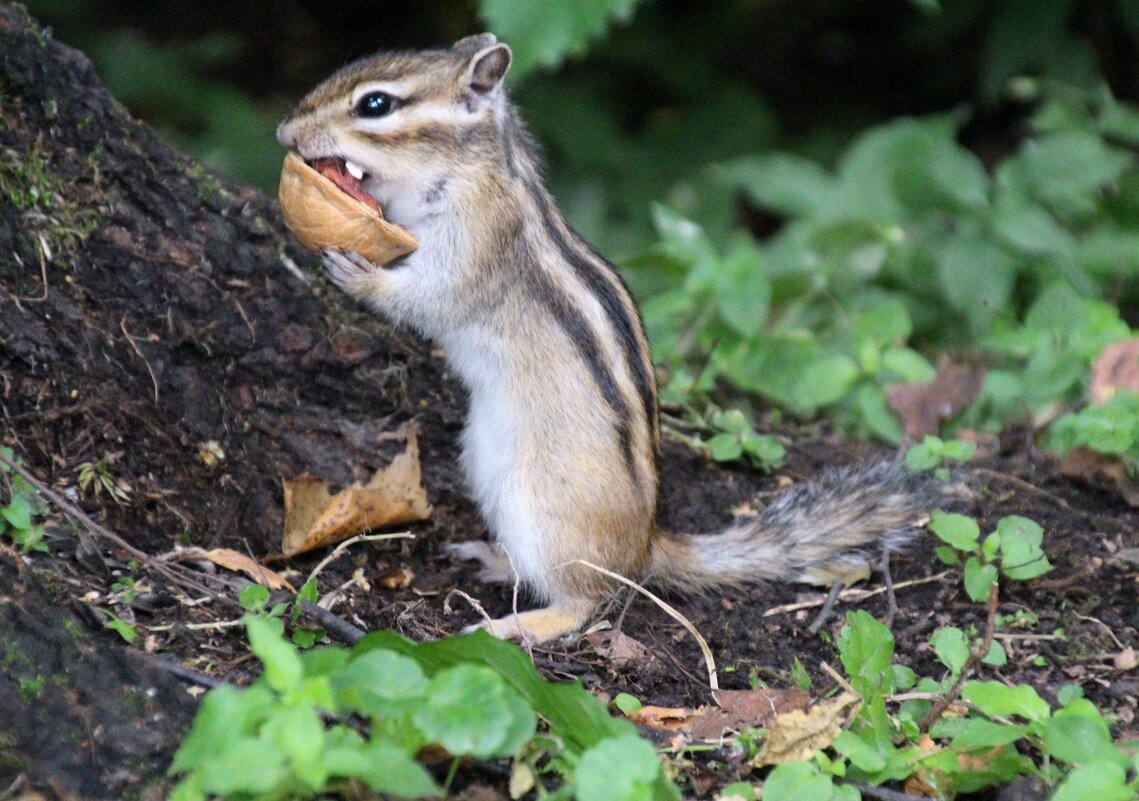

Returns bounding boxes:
[904,435,977,477]
[705,409,786,470]
[929,512,1053,602]
[0,446,49,553]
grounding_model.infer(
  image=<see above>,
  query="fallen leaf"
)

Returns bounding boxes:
[690,688,809,741]
[203,548,293,591]
[1058,447,1139,508]
[581,630,651,668]
[282,424,433,556]
[628,705,694,731]
[1090,339,1139,405]
[887,354,986,439]
[751,691,860,766]
[1115,646,1137,671]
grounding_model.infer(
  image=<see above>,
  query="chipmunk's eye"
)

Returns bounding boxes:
[354,91,398,118]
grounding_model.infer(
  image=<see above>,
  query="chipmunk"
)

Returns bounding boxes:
[277,34,944,643]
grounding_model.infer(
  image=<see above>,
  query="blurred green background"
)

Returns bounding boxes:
[24,0,1139,448]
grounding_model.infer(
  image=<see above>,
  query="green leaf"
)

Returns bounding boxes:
[838,610,895,697]
[929,512,981,552]
[414,664,534,758]
[962,681,1050,722]
[334,648,428,718]
[834,729,887,772]
[324,739,442,798]
[707,433,743,462]
[239,583,270,612]
[935,545,960,566]
[476,0,644,78]
[199,737,288,796]
[982,640,1007,666]
[575,734,665,801]
[930,627,970,674]
[1,496,32,530]
[761,760,834,801]
[263,704,324,777]
[722,152,839,218]
[246,615,303,693]
[949,718,1027,749]
[881,347,936,383]
[905,437,944,471]
[793,354,861,414]
[934,234,1017,331]
[997,516,1053,580]
[1051,762,1132,801]
[356,629,632,754]
[1043,706,1128,768]
[963,557,999,603]
[614,692,643,713]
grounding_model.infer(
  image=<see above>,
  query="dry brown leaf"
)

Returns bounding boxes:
[581,630,651,668]
[751,691,860,767]
[281,424,433,556]
[1115,646,1137,671]
[1090,339,1139,405]
[887,354,986,439]
[690,688,809,741]
[203,548,293,591]
[1058,447,1139,508]
[628,705,695,731]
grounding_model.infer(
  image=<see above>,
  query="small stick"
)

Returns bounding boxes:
[919,580,999,730]
[763,572,951,618]
[304,531,414,585]
[563,559,719,691]
[151,658,226,689]
[299,599,366,644]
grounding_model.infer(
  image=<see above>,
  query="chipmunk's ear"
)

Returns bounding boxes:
[465,41,512,95]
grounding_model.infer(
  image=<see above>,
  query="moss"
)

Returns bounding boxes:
[0,141,101,258]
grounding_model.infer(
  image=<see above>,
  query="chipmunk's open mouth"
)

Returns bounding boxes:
[308,156,380,214]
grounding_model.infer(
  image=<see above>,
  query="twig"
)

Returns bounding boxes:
[0,449,239,608]
[304,531,414,585]
[119,317,160,403]
[919,580,999,730]
[562,559,719,691]
[299,599,366,644]
[971,467,1077,514]
[150,657,226,689]
[764,572,951,617]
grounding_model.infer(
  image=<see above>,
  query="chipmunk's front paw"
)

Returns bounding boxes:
[321,248,378,294]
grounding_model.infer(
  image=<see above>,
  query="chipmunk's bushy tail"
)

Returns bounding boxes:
[649,461,951,592]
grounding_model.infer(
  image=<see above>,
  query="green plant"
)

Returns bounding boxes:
[0,447,48,553]
[904,436,977,477]
[170,620,678,800]
[98,607,139,645]
[1047,390,1139,474]
[930,512,1053,603]
[76,454,131,504]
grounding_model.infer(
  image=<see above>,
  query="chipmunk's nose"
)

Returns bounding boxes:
[276,120,297,149]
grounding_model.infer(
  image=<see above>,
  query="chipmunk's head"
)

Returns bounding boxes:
[277,34,513,229]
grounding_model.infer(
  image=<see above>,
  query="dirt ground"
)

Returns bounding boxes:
[1,5,1136,799]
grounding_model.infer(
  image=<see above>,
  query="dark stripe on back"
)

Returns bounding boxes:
[519,241,640,486]
[525,178,659,455]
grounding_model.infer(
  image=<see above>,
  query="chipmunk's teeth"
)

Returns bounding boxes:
[345,160,365,180]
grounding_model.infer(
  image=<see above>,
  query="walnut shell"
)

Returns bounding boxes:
[278,152,418,266]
